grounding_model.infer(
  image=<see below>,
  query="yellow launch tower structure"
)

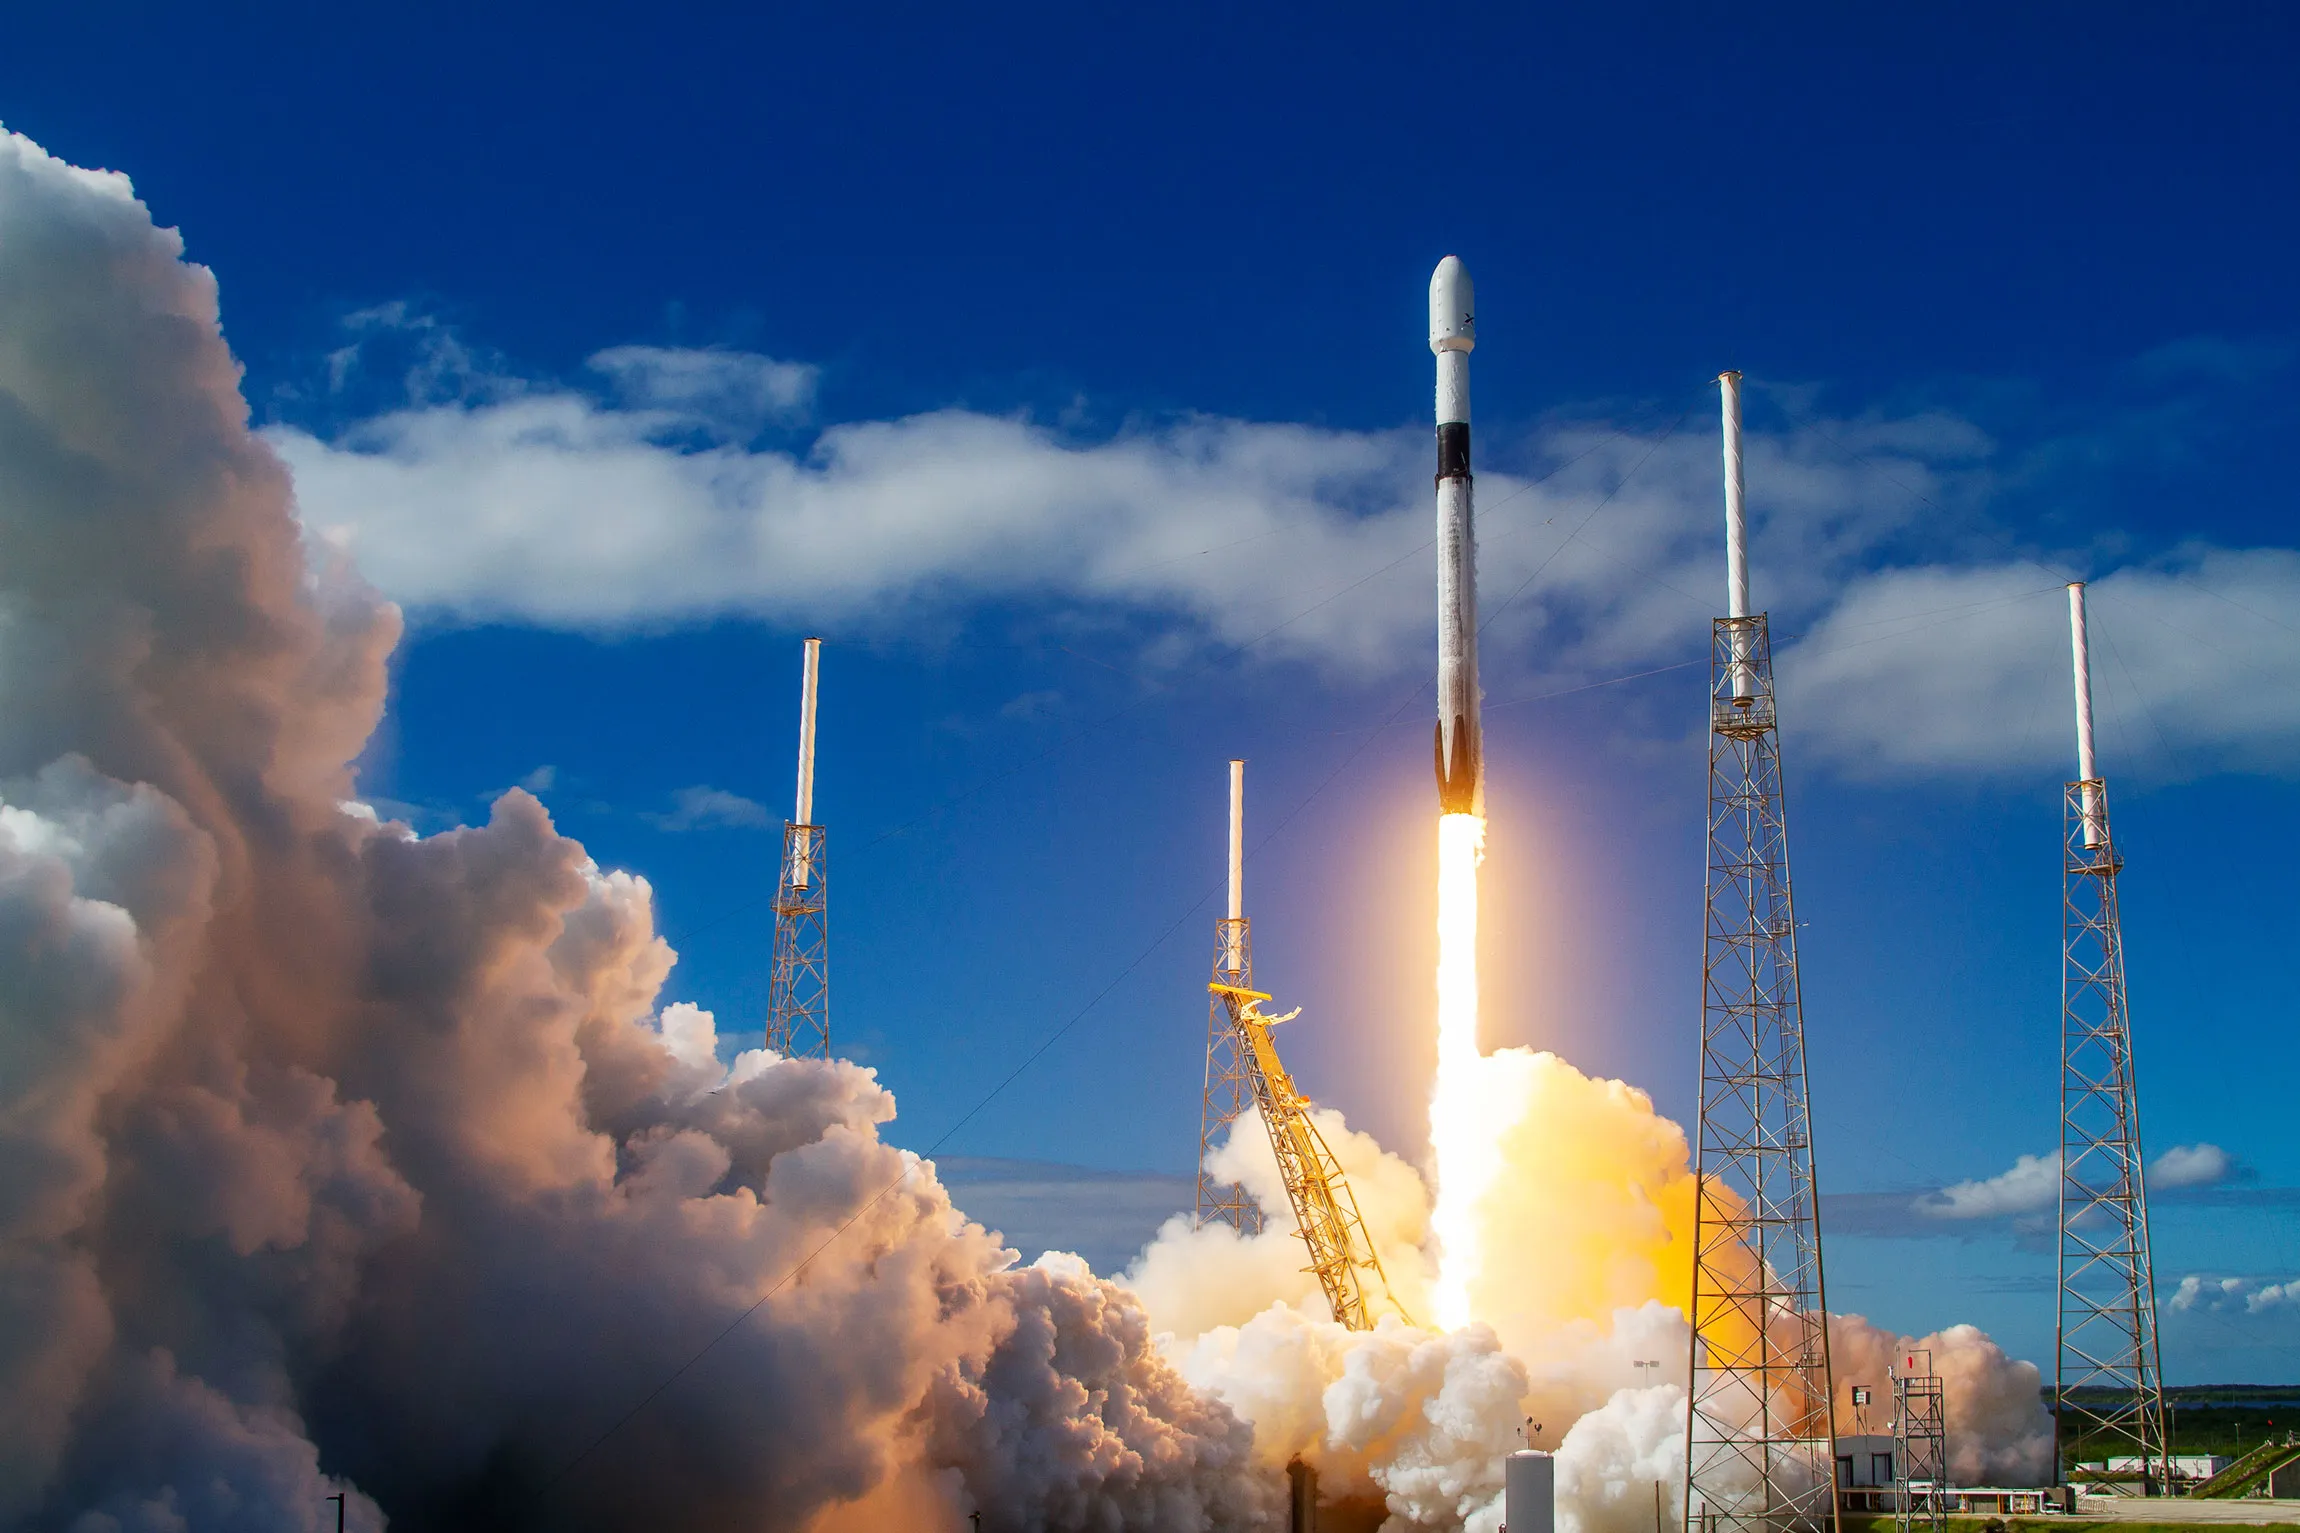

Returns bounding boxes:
[1207,982,1410,1331]
[1197,758,1410,1332]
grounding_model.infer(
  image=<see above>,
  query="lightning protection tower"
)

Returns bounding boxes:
[765,638,830,1059]
[2053,582,2168,1492]
[1685,372,1839,1533]
[1892,1349,1947,1533]
[1197,760,1263,1232]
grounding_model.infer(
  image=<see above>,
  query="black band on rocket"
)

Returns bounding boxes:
[1436,422,1470,483]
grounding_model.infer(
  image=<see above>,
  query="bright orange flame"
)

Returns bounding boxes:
[1429,811,1489,1329]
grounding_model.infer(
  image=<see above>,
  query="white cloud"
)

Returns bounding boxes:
[1915,1141,2233,1223]
[273,340,2300,780]
[1916,1151,2060,1220]
[269,351,1984,663]
[643,785,775,832]
[1780,550,2300,780]
[587,345,817,437]
[2172,1274,2245,1311]
[2172,1274,2300,1314]
[2151,1142,2233,1189]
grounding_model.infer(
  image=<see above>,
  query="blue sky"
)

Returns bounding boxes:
[5,4,2296,1379]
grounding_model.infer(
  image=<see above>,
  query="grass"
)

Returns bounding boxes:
[2194,1441,2300,1501]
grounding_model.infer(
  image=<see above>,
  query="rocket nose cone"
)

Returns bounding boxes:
[1430,256,1475,354]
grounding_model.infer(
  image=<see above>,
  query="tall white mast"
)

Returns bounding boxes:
[791,637,821,886]
[1224,759,1246,974]
[1719,371,1753,700]
[2067,585,2105,848]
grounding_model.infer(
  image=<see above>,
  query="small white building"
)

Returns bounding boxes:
[1834,1435,1902,1512]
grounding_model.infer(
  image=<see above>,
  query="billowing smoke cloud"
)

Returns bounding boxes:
[1125,1103,1436,1340]
[0,130,1273,1532]
[1828,1317,2055,1485]
[1124,1054,2057,1527]
[1122,1054,1704,1529]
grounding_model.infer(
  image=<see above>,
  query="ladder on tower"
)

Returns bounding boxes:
[1209,982,1412,1332]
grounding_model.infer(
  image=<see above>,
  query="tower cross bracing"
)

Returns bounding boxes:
[1892,1350,1947,1533]
[2053,780,2167,1488]
[765,637,830,1059]
[1684,612,1838,1533]
[2052,582,2167,1493]
[1197,915,1263,1232]
[764,824,828,1058]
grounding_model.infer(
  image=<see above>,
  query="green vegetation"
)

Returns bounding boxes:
[2053,1403,2296,1465]
[2192,1439,2300,1501]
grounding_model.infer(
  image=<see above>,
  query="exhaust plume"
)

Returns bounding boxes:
[1429,812,1490,1329]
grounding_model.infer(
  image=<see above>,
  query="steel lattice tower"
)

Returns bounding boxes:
[1892,1349,1947,1533]
[765,639,830,1059]
[2054,583,2167,1492]
[1198,760,1262,1231]
[1685,373,1839,1533]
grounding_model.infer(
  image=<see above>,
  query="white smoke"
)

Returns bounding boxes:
[1555,1385,1686,1533]
[1179,1309,1528,1531]
[1828,1317,2055,1486]
[1125,1054,2058,1525]
[1125,1104,1436,1340]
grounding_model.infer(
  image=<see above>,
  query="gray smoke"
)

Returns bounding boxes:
[0,130,1273,1533]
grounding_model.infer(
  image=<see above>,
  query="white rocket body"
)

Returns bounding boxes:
[1431,255,1483,818]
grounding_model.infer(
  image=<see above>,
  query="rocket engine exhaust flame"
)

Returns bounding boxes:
[1429,810,1490,1331]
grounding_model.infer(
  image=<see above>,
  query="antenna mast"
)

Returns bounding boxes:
[766,638,830,1058]
[1685,372,1840,1533]
[2053,582,2168,1492]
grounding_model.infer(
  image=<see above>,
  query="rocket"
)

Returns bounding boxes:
[1430,255,1483,817]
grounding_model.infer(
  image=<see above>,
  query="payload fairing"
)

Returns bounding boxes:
[1431,255,1483,817]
